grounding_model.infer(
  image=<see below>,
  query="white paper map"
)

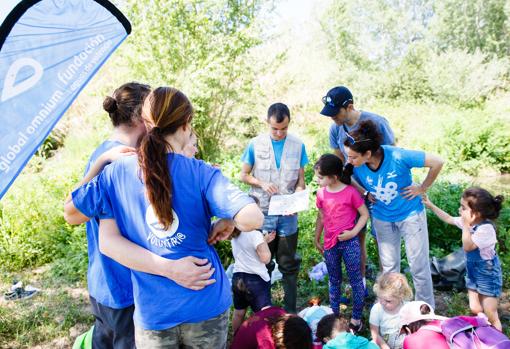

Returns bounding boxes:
[268,189,310,215]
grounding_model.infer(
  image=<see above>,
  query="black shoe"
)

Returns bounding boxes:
[349,321,363,334]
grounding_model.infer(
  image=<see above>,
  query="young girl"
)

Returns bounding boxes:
[316,314,378,349]
[314,154,369,332]
[399,301,449,349]
[231,227,276,333]
[423,188,504,331]
[369,272,413,349]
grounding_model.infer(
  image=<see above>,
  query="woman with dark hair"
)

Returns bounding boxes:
[66,87,263,348]
[231,306,313,349]
[343,120,444,308]
[64,82,150,348]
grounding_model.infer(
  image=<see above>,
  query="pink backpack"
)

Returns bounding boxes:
[422,314,510,349]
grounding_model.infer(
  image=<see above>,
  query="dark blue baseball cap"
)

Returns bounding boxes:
[320,86,354,117]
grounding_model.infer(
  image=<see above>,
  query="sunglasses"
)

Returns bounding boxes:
[345,131,372,146]
[321,96,353,108]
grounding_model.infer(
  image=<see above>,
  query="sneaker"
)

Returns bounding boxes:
[4,286,39,301]
[349,321,363,334]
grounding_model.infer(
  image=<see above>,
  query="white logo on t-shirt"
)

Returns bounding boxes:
[145,205,179,238]
[370,175,398,205]
[145,205,186,248]
[386,171,397,179]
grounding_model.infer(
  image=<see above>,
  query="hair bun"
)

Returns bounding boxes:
[494,195,505,204]
[103,96,118,113]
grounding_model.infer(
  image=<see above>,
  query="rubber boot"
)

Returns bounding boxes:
[282,273,298,313]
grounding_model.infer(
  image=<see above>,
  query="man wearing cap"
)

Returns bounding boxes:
[320,86,395,289]
[240,102,308,313]
[320,86,395,165]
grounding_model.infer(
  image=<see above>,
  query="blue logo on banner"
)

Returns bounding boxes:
[0,0,130,199]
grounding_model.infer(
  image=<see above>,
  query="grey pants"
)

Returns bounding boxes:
[372,210,435,307]
[134,309,229,349]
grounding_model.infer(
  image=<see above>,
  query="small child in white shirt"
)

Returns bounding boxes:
[230,228,276,333]
[369,272,413,349]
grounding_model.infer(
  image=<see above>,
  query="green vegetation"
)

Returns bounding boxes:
[1,0,510,346]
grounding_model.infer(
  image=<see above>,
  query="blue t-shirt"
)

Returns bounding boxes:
[72,153,253,330]
[329,111,395,160]
[74,140,133,309]
[352,145,425,222]
[241,137,308,169]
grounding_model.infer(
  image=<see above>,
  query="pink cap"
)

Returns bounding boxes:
[399,301,448,326]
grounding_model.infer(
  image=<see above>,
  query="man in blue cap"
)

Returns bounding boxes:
[320,86,395,292]
[320,86,395,164]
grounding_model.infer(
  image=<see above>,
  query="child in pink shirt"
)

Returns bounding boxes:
[314,154,369,332]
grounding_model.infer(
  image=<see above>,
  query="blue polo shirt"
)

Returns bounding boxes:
[329,111,395,160]
[72,153,253,330]
[352,145,425,222]
[74,140,133,309]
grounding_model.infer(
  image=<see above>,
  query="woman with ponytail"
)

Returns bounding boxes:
[313,154,369,332]
[343,120,444,309]
[67,87,263,348]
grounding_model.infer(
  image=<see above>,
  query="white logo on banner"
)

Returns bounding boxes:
[1,58,43,102]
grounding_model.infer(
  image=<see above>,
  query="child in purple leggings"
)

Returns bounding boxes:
[313,154,369,333]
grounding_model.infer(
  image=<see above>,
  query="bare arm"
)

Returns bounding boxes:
[240,162,278,195]
[295,168,306,191]
[99,218,217,290]
[314,210,324,254]
[63,146,136,225]
[256,239,272,265]
[422,194,456,225]
[234,203,264,232]
[370,324,390,349]
[461,224,478,252]
[402,153,444,200]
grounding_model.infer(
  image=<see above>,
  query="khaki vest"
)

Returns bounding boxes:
[250,133,303,211]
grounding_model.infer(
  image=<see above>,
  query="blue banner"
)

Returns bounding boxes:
[0,0,130,199]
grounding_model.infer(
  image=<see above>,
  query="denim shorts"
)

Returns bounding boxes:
[465,257,503,297]
[232,272,272,312]
[262,214,298,237]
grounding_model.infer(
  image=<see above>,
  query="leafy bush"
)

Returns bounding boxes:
[124,0,267,161]
[424,49,509,107]
[438,117,510,175]
[426,181,469,256]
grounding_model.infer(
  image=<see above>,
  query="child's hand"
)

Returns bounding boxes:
[460,209,475,227]
[421,193,432,208]
[314,240,324,254]
[338,230,356,241]
[264,231,276,243]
